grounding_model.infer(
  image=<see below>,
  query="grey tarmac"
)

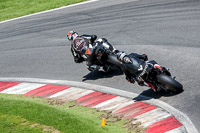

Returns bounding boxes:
[0,0,200,131]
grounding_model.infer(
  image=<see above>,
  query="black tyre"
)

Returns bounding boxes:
[157,74,183,92]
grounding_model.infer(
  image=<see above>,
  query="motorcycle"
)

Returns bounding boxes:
[92,40,183,93]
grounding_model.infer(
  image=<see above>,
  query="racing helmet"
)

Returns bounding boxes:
[67,31,78,40]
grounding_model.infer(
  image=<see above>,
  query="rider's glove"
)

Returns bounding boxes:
[74,56,84,63]
[142,54,148,61]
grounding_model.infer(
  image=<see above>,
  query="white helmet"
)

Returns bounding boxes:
[67,31,78,40]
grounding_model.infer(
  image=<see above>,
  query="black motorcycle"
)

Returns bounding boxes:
[93,40,183,93]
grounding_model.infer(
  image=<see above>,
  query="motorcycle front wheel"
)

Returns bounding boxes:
[156,74,183,93]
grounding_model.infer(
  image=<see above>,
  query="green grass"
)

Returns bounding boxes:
[0,0,87,21]
[0,94,140,133]
[0,114,59,133]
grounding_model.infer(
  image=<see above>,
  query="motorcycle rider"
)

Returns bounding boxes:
[67,31,117,71]
[67,31,148,85]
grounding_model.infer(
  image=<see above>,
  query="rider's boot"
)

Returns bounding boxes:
[88,65,100,71]
[88,65,109,72]
[98,66,109,72]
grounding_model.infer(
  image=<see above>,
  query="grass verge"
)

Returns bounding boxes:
[0,94,143,133]
[0,0,87,22]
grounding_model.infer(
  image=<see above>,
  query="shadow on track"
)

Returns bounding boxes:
[82,69,184,101]
[133,88,184,101]
[82,69,123,82]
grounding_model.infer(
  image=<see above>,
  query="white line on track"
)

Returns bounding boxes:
[0,0,99,25]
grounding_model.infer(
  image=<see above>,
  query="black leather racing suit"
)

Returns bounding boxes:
[70,34,97,66]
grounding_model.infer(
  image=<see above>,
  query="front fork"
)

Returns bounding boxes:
[142,63,167,92]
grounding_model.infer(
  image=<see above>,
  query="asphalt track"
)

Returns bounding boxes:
[0,0,200,131]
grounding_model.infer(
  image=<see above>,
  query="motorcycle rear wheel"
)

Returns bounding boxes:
[156,74,183,93]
